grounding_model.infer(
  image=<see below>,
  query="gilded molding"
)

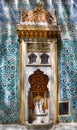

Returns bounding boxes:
[54,40,58,122]
[20,39,23,124]
[17,26,61,39]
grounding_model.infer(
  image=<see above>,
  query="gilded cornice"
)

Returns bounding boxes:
[17,24,61,38]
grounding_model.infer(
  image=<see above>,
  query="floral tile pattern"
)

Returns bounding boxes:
[0,0,77,123]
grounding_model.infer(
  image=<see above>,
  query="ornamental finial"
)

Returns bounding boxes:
[36,2,42,11]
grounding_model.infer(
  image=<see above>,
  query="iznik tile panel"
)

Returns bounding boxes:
[0,0,77,123]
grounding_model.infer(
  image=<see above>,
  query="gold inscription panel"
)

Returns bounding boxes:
[27,43,51,53]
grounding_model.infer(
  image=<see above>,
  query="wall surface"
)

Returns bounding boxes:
[0,0,77,123]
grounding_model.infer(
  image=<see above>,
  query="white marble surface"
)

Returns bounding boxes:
[0,124,77,130]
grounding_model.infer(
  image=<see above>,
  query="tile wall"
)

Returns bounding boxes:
[0,0,77,123]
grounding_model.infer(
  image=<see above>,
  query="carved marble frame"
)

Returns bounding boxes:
[18,38,59,126]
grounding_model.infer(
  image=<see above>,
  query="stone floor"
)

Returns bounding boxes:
[0,123,77,130]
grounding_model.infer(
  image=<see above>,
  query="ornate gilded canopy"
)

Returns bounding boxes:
[21,2,57,24]
[16,2,61,39]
